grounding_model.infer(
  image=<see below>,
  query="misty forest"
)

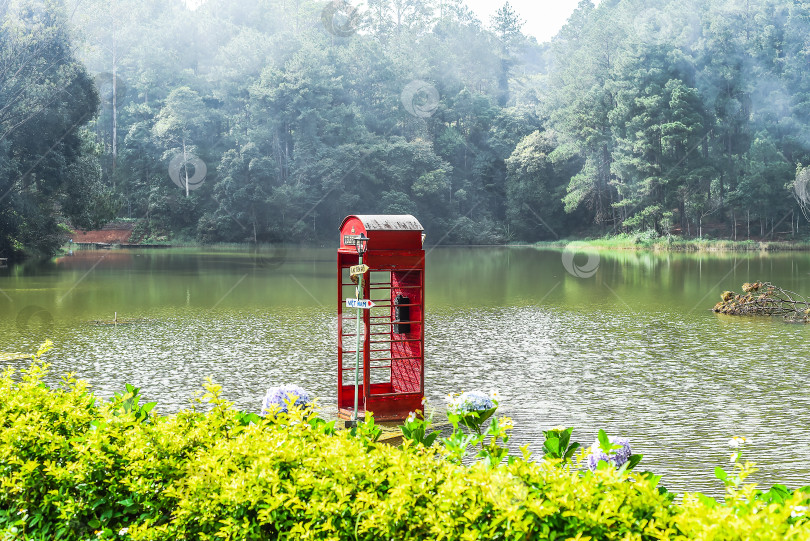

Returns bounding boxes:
[3,0,810,257]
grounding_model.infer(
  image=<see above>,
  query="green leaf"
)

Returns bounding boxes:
[142,401,157,414]
[695,493,718,508]
[559,428,572,452]
[626,454,642,471]
[475,407,497,427]
[563,442,580,461]
[544,437,560,457]
[639,471,662,487]
[597,429,611,453]
[423,431,440,447]
[715,466,727,481]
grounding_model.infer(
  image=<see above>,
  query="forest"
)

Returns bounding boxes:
[2,0,810,257]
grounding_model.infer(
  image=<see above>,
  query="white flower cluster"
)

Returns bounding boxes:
[728,436,747,448]
[792,505,808,519]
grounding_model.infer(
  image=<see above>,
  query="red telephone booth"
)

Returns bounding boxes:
[337,215,425,422]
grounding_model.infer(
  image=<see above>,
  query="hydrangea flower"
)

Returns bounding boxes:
[586,436,632,471]
[261,384,310,415]
[446,390,496,416]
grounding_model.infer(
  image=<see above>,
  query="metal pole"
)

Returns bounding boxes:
[352,252,363,422]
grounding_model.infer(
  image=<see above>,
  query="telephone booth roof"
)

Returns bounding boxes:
[339,214,424,252]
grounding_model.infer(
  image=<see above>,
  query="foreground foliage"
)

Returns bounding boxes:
[1,360,809,539]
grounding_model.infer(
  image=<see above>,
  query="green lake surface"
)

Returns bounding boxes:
[1,245,809,495]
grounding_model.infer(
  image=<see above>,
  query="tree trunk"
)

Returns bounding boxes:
[747,210,750,239]
[111,24,118,186]
[182,138,189,198]
[732,209,736,240]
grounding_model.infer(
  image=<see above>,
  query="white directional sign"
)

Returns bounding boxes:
[350,264,369,276]
[346,298,375,309]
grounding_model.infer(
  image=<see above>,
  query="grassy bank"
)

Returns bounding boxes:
[534,233,810,252]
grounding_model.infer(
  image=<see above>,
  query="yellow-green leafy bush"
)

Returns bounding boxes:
[1,360,809,540]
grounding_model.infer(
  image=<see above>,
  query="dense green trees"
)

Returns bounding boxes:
[59,0,546,245]
[0,1,107,258]
[543,0,810,240]
[3,0,810,256]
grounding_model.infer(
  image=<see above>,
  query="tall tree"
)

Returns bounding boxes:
[151,87,211,198]
[0,0,103,258]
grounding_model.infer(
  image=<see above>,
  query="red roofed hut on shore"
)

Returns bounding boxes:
[72,222,134,244]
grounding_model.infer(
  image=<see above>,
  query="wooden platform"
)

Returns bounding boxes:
[75,242,113,249]
[338,407,412,423]
[340,421,454,448]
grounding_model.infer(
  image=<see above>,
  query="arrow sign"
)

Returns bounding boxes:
[350,264,369,276]
[346,298,375,309]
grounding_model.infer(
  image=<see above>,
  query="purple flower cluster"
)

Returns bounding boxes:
[446,391,495,416]
[261,384,310,415]
[586,436,632,471]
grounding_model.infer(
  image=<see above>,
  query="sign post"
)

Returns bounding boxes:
[352,253,363,423]
[350,234,369,426]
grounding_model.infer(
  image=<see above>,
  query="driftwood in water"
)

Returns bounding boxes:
[89,312,148,326]
[712,281,810,323]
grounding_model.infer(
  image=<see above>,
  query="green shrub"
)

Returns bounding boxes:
[1,356,809,540]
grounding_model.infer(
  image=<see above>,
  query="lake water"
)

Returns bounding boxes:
[1,245,809,495]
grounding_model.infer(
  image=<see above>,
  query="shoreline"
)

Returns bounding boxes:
[10,236,810,264]
[528,237,810,253]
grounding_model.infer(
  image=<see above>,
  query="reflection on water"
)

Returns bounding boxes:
[1,246,809,495]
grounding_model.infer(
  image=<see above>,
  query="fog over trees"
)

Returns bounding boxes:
[3,0,810,256]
